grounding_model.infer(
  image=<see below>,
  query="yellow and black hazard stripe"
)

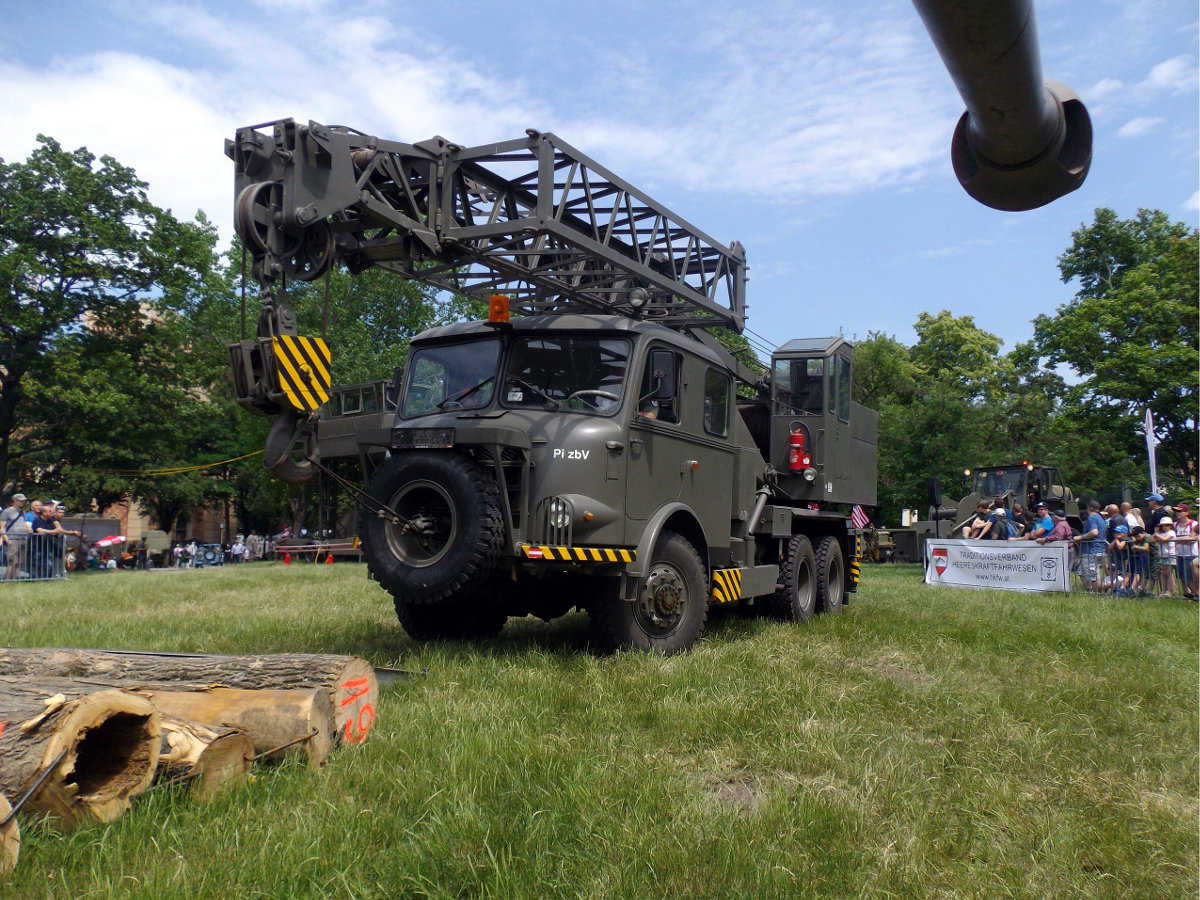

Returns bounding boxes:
[849,533,862,588]
[519,544,635,563]
[711,567,745,604]
[272,336,332,412]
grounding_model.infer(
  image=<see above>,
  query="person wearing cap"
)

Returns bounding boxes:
[1143,493,1166,530]
[1014,502,1054,541]
[1073,499,1108,592]
[1,493,29,579]
[1172,504,1197,600]
[986,502,1014,540]
[1037,512,1074,545]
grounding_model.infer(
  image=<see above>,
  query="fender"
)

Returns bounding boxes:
[625,501,707,580]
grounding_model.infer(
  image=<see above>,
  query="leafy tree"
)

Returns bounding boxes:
[1033,208,1198,495]
[0,137,217,499]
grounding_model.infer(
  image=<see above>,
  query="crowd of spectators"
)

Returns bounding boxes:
[961,492,1198,600]
[0,494,83,581]
[1,489,280,580]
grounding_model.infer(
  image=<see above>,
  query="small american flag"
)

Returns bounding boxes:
[850,505,870,529]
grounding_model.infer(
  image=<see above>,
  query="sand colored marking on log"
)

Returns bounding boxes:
[0,795,18,876]
[138,687,334,769]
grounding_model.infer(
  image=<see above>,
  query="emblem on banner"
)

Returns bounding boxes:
[932,546,948,576]
[1041,558,1059,582]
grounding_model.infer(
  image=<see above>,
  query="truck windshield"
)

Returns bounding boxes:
[971,467,1027,498]
[502,336,631,414]
[401,339,501,416]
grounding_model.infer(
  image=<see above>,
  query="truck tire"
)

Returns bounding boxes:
[765,535,817,622]
[814,535,845,615]
[587,531,707,655]
[362,451,503,606]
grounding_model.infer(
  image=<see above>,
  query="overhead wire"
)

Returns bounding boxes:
[107,450,264,477]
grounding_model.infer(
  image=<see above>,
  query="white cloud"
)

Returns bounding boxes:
[0,0,961,243]
[1117,116,1166,137]
[1087,78,1125,100]
[1186,190,1200,212]
[1144,55,1199,94]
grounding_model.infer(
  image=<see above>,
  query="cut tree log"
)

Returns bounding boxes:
[139,686,334,768]
[0,681,160,829]
[158,718,254,799]
[0,648,379,746]
[0,795,18,876]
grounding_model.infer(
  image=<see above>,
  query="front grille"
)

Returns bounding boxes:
[471,445,525,530]
[536,497,573,547]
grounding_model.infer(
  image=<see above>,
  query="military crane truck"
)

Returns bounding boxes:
[224,0,1090,653]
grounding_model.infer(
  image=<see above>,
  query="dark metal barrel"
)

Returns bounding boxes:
[913,0,1091,210]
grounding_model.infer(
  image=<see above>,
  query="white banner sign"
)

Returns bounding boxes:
[924,540,1071,593]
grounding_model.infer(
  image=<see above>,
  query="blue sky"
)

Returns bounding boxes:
[1,0,1196,361]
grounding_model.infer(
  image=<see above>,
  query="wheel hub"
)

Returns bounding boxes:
[640,564,686,629]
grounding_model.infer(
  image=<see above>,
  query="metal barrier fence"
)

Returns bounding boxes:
[0,534,70,582]
[1069,541,1199,600]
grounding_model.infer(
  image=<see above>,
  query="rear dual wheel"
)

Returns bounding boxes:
[815,535,845,614]
[765,535,817,622]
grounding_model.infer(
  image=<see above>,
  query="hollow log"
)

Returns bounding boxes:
[0,682,160,829]
[0,795,18,876]
[158,718,254,799]
[0,648,378,746]
[139,686,334,768]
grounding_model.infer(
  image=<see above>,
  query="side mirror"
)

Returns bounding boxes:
[649,349,676,401]
[386,365,404,408]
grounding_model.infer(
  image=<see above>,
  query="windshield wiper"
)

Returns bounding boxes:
[505,375,559,410]
[437,376,495,409]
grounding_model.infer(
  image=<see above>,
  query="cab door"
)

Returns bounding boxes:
[625,348,734,547]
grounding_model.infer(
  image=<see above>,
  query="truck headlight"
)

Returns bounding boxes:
[549,497,572,529]
[803,467,817,482]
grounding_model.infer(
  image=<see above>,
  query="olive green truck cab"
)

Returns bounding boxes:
[352,314,876,653]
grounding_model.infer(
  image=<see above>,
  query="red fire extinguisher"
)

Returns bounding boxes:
[788,425,811,470]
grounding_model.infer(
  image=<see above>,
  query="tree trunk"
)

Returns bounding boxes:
[139,686,334,768]
[0,648,379,746]
[0,681,160,829]
[158,718,254,799]
[0,794,18,876]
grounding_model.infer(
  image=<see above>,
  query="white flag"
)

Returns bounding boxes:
[1144,408,1159,492]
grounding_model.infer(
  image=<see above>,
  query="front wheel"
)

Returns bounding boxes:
[588,531,707,655]
[815,536,845,614]
[362,451,503,606]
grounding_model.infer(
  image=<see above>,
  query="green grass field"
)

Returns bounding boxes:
[1,563,1196,899]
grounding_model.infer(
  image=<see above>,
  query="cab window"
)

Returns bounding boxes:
[837,355,851,422]
[774,358,823,415]
[703,367,730,436]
